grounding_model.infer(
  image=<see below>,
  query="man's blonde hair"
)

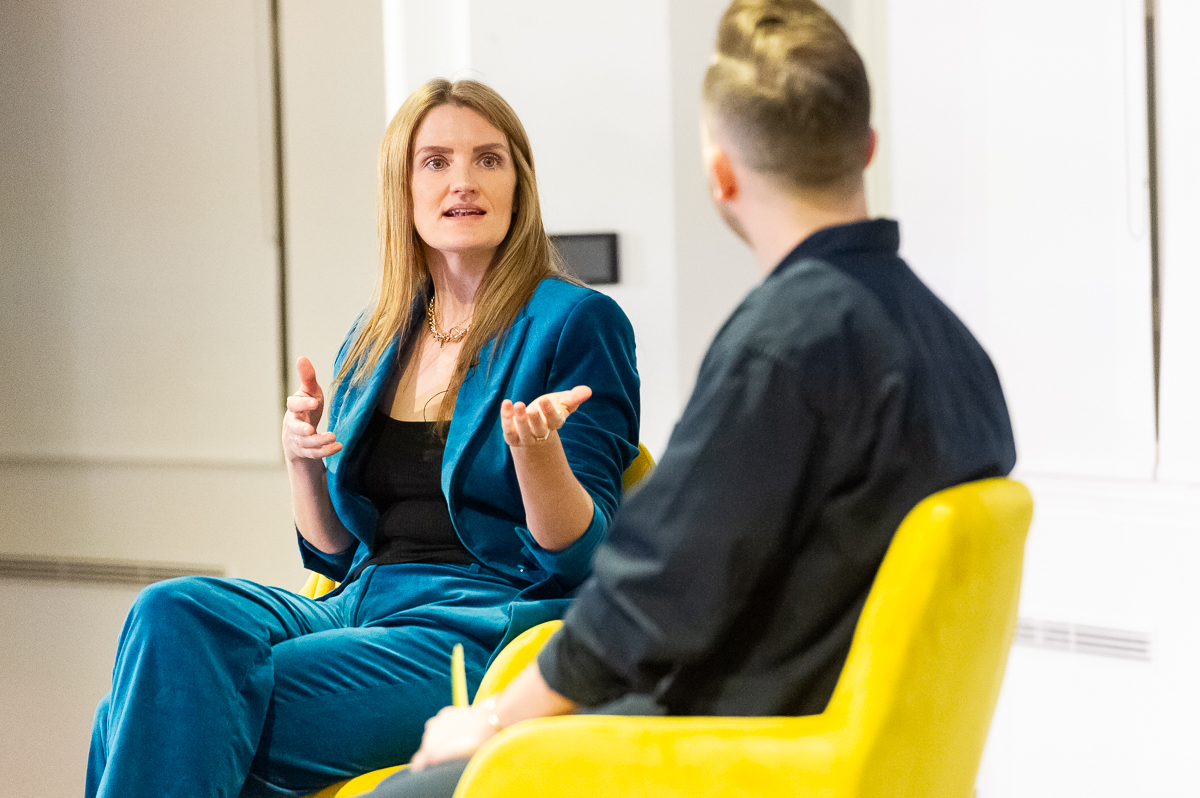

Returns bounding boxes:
[704,0,871,189]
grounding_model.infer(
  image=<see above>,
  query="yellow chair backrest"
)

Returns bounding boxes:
[831,477,1032,796]
[301,443,655,601]
[450,477,1033,798]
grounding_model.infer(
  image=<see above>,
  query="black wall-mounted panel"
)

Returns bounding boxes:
[550,233,619,285]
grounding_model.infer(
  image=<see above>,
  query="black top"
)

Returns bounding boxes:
[539,219,1017,716]
[356,412,475,567]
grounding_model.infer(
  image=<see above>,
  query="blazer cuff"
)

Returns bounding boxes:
[296,527,356,582]
[513,501,607,588]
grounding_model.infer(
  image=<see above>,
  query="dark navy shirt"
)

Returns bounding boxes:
[539,219,1017,716]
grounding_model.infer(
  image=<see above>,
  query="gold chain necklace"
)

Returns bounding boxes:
[427,296,471,347]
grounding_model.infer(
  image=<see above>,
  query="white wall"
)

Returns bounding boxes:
[887,0,1157,482]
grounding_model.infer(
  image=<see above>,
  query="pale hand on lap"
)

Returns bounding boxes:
[409,702,500,771]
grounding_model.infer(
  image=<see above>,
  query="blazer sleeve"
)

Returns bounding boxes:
[512,291,641,588]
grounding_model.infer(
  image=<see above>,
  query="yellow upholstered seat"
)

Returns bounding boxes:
[445,477,1033,798]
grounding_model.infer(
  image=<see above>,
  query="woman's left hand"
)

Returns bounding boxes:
[409,704,498,772]
[501,385,592,447]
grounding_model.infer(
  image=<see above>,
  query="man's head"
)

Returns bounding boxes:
[703,0,872,194]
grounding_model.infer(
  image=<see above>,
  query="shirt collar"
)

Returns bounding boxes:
[769,218,901,278]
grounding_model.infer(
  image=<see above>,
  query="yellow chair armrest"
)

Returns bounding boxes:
[302,766,407,798]
[472,621,562,703]
[456,714,852,798]
[621,442,655,493]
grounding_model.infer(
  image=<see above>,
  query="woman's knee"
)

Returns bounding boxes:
[91,691,111,735]
[128,576,218,627]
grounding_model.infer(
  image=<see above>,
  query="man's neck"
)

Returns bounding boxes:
[736,174,870,275]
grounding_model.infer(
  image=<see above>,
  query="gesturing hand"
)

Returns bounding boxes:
[500,385,592,448]
[282,357,342,463]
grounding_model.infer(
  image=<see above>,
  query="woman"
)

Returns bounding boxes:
[85,79,640,798]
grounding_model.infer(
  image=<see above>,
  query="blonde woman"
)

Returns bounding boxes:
[86,79,640,798]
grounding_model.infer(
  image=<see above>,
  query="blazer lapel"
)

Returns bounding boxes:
[443,317,532,496]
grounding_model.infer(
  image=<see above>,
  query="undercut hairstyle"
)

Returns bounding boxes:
[704,0,871,190]
[334,79,567,432]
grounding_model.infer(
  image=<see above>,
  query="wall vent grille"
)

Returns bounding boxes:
[1015,617,1151,661]
[0,555,224,586]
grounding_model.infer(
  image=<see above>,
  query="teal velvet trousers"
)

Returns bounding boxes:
[86,564,522,798]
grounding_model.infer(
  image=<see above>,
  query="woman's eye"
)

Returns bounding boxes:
[480,154,501,168]
[425,157,447,170]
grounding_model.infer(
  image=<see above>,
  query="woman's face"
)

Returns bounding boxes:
[410,104,517,263]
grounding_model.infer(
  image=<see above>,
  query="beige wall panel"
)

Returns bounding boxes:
[0,462,304,588]
[0,581,141,796]
[280,0,387,401]
[1,0,282,465]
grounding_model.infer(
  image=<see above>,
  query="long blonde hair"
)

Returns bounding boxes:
[334,79,566,426]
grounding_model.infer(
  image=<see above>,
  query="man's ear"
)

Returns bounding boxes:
[704,142,740,204]
[864,128,878,170]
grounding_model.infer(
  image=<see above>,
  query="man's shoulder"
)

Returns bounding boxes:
[725,256,904,366]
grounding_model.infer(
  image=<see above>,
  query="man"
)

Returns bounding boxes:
[368,0,1015,793]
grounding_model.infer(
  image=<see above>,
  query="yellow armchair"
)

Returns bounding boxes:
[450,477,1033,798]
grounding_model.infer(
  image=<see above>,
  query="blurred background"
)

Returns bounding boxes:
[2,0,1198,794]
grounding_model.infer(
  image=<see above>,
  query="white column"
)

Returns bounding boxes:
[1156,0,1200,485]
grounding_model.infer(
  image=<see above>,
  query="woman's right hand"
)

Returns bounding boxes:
[282,357,343,463]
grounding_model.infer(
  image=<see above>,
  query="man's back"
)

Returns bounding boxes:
[541,219,1016,716]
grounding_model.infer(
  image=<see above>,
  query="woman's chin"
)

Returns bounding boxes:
[424,235,506,263]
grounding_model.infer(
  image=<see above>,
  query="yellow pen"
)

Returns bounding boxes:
[450,643,468,708]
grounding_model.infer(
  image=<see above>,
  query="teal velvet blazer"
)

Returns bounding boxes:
[300,277,640,600]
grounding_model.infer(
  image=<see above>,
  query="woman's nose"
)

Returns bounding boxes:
[449,162,478,195]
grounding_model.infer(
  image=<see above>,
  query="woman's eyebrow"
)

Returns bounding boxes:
[414,145,453,157]
[474,142,509,153]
